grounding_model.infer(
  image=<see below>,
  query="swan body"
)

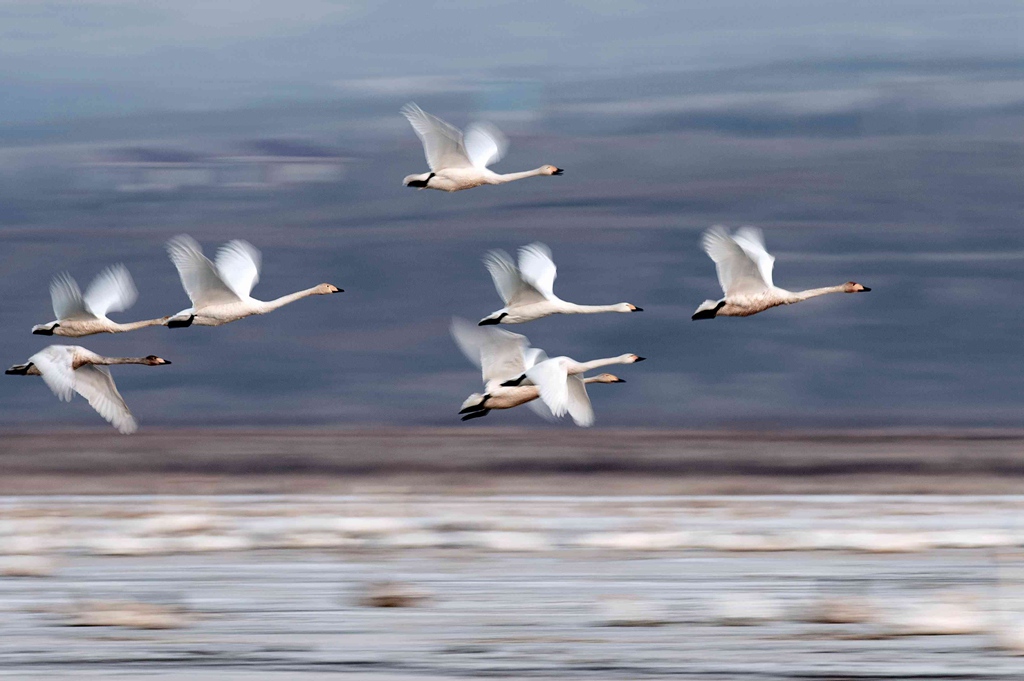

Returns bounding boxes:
[401,103,562,192]
[519,354,645,427]
[451,318,629,425]
[478,243,642,325]
[164,235,342,327]
[5,345,171,434]
[692,226,870,320]
[31,265,168,337]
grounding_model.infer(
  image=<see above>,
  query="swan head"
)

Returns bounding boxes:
[621,303,643,313]
[459,393,488,413]
[32,322,59,335]
[844,282,871,293]
[622,354,645,364]
[592,373,625,383]
[144,355,172,366]
[318,283,343,294]
[542,165,563,176]
[691,299,725,320]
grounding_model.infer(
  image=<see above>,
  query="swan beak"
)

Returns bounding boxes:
[629,305,643,312]
[633,356,646,363]
[614,377,626,383]
[328,284,343,293]
[861,286,871,292]
[552,167,564,176]
[158,359,171,365]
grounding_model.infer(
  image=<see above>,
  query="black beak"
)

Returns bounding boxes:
[615,378,626,383]
[862,287,871,292]
[634,356,646,362]
[162,360,172,365]
[552,168,564,176]
[633,306,643,312]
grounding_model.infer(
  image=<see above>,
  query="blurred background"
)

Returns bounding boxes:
[2,2,1024,678]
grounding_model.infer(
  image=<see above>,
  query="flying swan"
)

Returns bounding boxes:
[32,264,168,337]
[164,235,342,327]
[451,318,626,425]
[479,243,642,325]
[692,226,871,320]
[5,345,171,434]
[401,102,563,192]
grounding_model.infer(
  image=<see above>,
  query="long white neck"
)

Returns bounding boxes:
[557,302,628,314]
[574,356,629,373]
[112,317,168,332]
[492,167,550,184]
[784,285,848,303]
[256,286,323,313]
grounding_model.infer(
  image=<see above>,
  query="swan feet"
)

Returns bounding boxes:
[500,374,527,387]
[461,409,491,421]
[166,314,195,329]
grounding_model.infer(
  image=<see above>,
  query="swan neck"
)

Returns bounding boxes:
[559,302,623,314]
[259,287,321,312]
[576,357,623,372]
[493,167,547,183]
[96,356,154,365]
[114,317,168,332]
[789,285,847,302]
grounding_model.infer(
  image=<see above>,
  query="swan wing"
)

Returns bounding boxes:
[214,240,261,299]
[49,273,93,321]
[166,234,242,308]
[483,250,547,307]
[565,375,595,427]
[526,359,571,419]
[72,364,138,434]
[83,264,138,318]
[401,102,472,171]
[526,398,557,422]
[701,226,770,297]
[464,122,508,169]
[732,226,775,288]
[516,243,557,300]
[451,317,531,385]
[28,345,76,402]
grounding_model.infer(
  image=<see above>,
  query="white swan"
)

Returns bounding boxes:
[5,345,171,434]
[479,243,642,325]
[451,318,626,424]
[519,353,645,427]
[31,265,168,337]
[401,103,563,192]
[692,226,871,319]
[164,235,342,327]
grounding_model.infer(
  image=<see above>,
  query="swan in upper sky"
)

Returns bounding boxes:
[401,102,563,192]
[164,235,342,328]
[5,345,171,434]
[31,265,168,337]
[514,353,645,427]
[478,243,642,325]
[692,226,871,320]
[451,318,626,424]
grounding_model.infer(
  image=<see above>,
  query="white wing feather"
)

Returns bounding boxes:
[166,234,241,308]
[450,318,532,386]
[83,264,138,318]
[732,226,775,289]
[401,102,472,171]
[49,273,91,321]
[701,226,771,297]
[214,240,261,299]
[517,243,557,301]
[72,364,137,434]
[483,250,547,307]
[565,375,595,427]
[28,346,76,402]
[526,359,571,419]
[463,122,507,169]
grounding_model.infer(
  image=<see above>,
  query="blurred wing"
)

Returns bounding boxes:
[401,102,472,171]
[522,347,548,371]
[50,273,91,321]
[28,346,76,402]
[701,226,770,297]
[166,234,241,308]
[450,317,530,385]
[565,375,595,427]
[464,122,508,169]
[732,226,775,288]
[526,359,570,419]
[83,264,138,318]
[483,250,546,307]
[214,240,261,299]
[526,397,557,422]
[517,243,557,300]
[72,364,137,434]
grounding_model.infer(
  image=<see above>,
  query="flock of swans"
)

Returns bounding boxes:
[6,103,870,433]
